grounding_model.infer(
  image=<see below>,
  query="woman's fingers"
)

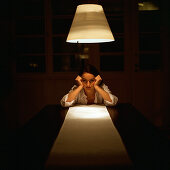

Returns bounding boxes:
[95,75,102,85]
[95,75,102,82]
[96,75,102,80]
[75,75,83,86]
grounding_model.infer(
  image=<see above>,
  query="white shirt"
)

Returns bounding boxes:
[60,84,118,107]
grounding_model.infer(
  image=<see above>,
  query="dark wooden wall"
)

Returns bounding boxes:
[0,0,169,133]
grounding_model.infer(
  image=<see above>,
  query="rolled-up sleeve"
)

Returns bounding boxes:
[60,85,77,107]
[102,84,118,106]
[60,94,76,107]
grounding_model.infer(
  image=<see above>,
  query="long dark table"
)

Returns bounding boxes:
[8,103,170,170]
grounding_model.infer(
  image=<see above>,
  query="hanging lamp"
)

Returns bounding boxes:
[66,4,114,43]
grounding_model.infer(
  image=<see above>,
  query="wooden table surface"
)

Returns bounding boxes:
[8,103,170,170]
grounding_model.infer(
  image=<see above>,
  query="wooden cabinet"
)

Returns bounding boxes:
[137,4,161,71]
[14,0,126,73]
[130,0,162,125]
[13,0,162,73]
[14,0,45,72]
[13,0,166,126]
[99,0,124,71]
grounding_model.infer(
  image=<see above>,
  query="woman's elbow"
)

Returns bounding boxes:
[105,96,118,106]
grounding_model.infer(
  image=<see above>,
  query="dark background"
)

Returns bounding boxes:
[0,0,170,143]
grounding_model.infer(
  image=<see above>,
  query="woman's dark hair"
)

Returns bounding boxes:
[78,64,103,85]
[78,64,99,77]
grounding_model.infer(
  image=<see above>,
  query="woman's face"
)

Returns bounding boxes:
[81,72,95,91]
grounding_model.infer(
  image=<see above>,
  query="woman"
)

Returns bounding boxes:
[60,64,118,107]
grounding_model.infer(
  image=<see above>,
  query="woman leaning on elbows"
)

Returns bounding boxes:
[60,64,118,107]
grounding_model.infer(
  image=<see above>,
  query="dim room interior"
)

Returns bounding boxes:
[0,0,170,169]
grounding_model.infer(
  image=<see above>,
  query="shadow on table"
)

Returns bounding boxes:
[7,103,170,170]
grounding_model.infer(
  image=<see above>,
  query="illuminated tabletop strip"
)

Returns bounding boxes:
[46,105,131,168]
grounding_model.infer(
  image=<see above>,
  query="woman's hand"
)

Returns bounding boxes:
[66,75,83,103]
[94,75,102,86]
[75,75,83,87]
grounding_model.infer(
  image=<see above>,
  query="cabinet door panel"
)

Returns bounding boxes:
[132,0,162,125]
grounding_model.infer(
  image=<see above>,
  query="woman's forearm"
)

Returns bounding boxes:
[66,85,83,102]
[94,85,112,102]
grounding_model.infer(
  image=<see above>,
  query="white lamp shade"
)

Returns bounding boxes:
[66,4,115,43]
